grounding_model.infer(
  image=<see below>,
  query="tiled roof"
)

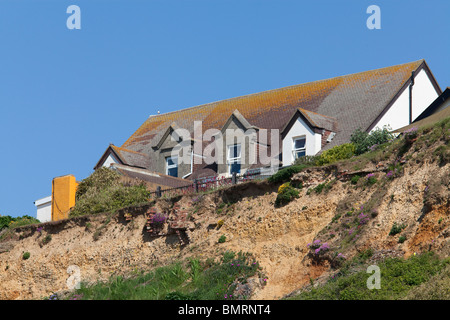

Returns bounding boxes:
[111,163,193,191]
[111,146,150,169]
[121,60,427,170]
[298,108,338,132]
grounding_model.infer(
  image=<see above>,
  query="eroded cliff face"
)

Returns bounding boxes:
[0,156,448,300]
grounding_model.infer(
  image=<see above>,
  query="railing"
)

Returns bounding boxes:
[149,167,276,200]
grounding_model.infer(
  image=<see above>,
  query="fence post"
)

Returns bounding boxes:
[194,179,198,193]
[156,186,161,198]
[232,172,237,185]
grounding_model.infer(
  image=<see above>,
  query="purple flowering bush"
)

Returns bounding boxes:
[307,239,330,256]
[366,173,377,185]
[151,213,168,228]
[403,127,418,141]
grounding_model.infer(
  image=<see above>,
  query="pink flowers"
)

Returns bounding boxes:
[308,239,330,255]
[337,253,346,259]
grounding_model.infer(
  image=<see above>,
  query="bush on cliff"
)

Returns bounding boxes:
[70,168,150,217]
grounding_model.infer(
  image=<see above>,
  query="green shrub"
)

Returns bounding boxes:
[275,185,300,207]
[268,164,310,184]
[314,183,326,194]
[218,235,227,243]
[70,168,151,217]
[365,174,377,186]
[42,235,52,245]
[1,215,40,230]
[350,127,394,156]
[389,223,407,236]
[294,155,320,166]
[398,235,407,243]
[288,252,449,300]
[350,175,360,185]
[22,252,30,260]
[317,143,356,165]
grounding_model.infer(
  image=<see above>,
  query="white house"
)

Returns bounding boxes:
[34,196,52,223]
[280,60,441,166]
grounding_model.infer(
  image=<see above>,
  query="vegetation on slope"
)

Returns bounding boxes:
[0,215,40,231]
[288,251,450,300]
[49,251,264,300]
[70,167,151,217]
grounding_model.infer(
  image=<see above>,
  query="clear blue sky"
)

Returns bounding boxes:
[1,0,449,218]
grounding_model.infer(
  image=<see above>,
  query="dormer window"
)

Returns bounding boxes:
[293,136,306,159]
[166,156,178,177]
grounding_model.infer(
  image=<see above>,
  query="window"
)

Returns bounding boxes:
[166,156,178,177]
[293,136,306,159]
[227,144,241,175]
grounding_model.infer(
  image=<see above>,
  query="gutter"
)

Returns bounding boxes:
[182,150,194,179]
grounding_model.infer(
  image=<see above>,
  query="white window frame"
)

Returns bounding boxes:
[227,144,241,175]
[166,156,178,177]
[292,136,306,159]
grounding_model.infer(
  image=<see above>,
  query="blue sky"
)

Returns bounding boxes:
[0,0,449,218]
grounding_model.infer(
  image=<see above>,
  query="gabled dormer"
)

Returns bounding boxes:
[281,108,337,166]
[94,144,150,170]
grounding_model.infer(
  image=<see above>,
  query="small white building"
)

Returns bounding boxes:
[34,196,52,223]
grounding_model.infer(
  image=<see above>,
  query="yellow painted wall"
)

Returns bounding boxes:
[51,175,78,221]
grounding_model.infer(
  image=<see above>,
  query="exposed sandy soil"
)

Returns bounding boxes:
[0,158,448,300]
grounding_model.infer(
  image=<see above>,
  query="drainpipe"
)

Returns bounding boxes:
[182,149,194,179]
[409,71,415,124]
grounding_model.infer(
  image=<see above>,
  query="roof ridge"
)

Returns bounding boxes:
[140,59,425,120]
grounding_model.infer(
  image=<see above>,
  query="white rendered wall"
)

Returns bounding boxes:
[282,116,320,166]
[35,196,52,223]
[102,154,119,168]
[372,69,439,132]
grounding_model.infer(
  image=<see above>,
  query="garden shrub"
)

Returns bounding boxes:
[317,143,356,165]
[350,127,394,156]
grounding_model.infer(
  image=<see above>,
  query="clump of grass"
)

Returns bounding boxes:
[67,251,261,300]
[268,164,311,184]
[350,175,360,185]
[389,223,407,236]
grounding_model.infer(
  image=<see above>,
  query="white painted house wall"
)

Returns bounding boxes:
[102,154,119,168]
[372,69,439,132]
[35,196,52,223]
[282,116,321,166]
